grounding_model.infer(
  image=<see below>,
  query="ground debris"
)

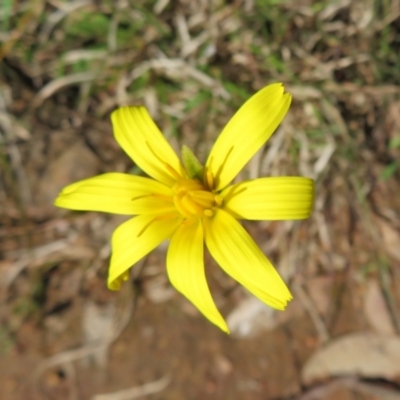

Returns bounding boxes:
[1,0,400,398]
[302,332,400,385]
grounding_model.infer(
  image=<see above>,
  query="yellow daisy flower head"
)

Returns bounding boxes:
[55,83,314,333]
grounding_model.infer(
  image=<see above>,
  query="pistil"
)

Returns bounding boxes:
[172,178,221,218]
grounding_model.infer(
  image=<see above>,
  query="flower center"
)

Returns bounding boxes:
[172,178,222,218]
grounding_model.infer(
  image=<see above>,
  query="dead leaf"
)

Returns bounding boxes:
[302,332,400,385]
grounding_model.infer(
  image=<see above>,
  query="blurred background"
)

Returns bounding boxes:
[1,0,400,399]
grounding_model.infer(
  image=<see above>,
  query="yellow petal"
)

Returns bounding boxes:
[54,173,176,215]
[166,221,229,333]
[108,214,181,290]
[206,83,291,190]
[222,177,314,220]
[112,107,183,186]
[204,209,292,309]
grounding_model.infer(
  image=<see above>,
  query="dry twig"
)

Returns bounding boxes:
[91,375,171,400]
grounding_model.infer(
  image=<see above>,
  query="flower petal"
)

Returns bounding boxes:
[221,177,314,220]
[108,214,181,290]
[204,209,292,309]
[167,221,229,333]
[54,173,176,215]
[112,107,183,186]
[206,83,291,190]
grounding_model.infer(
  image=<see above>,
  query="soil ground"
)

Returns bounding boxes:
[1,1,400,399]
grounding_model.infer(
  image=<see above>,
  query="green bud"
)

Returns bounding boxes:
[181,145,204,181]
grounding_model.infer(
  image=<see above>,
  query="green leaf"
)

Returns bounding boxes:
[65,12,109,39]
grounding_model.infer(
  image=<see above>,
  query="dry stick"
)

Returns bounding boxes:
[324,81,400,96]
[35,287,134,380]
[175,12,191,52]
[123,58,230,99]
[153,0,170,14]
[62,49,108,64]
[38,0,93,43]
[380,265,400,334]
[174,11,211,59]
[35,344,109,379]
[2,237,80,288]
[259,125,287,175]
[374,11,400,32]
[107,0,128,53]
[293,281,330,344]
[318,0,352,21]
[349,175,400,334]
[182,30,209,58]
[0,91,32,206]
[313,142,336,178]
[91,376,171,400]
[31,71,99,109]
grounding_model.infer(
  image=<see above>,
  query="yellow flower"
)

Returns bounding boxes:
[55,83,314,333]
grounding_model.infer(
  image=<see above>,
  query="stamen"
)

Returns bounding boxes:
[213,146,234,187]
[164,162,182,180]
[145,141,182,180]
[221,184,247,204]
[181,194,204,216]
[156,212,181,221]
[131,194,150,201]
[132,193,174,203]
[204,169,214,190]
[156,194,175,203]
[173,180,204,195]
[172,176,222,219]
[193,197,213,209]
[137,217,157,237]
[214,195,223,206]
[184,179,204,191]
[189,190,215,203]
[137,213,179,237]
[182,218,197,227]
[174,198,193,219]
